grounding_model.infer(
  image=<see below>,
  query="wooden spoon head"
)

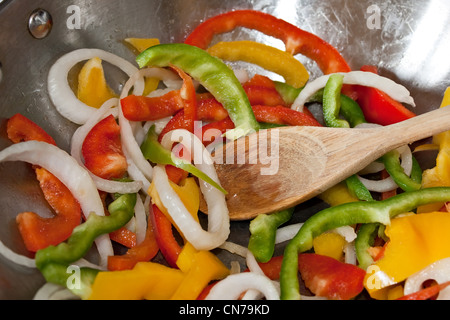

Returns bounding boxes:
[202,126,350,220]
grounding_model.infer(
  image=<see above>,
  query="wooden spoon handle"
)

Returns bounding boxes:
[375,106,450,150]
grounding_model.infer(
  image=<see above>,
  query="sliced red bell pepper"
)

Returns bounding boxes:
[7,114,81,252]
[120,91,183,121]
[107,213,159,271]
[397,281,450,300]
[149,204,182,268]
[252,105,321,127]
[82,114,128,180]
[185,9,351,75]
[243,75,287,107]
[298,253,366,300]
[171,65,197,133]
[6,113,56,146]
[354,65,416,126]
[16,168,82,252]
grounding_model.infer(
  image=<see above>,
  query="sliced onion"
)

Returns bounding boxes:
[404,257,450,300]
[275,223,303,244]
[357,145,413,192]
[219,241,248,258]
[205,272,280,300]
[119,67,180,180]
[155,129,229,250]
[0,141,112,267]
[291,71,415,112]
[70,98,143,194]
[133,194,147,245]
[0,240,35,268]
[48,48,143,125]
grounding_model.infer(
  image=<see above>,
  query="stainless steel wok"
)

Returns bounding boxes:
[0,0,449,299]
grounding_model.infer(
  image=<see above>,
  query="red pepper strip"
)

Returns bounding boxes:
[171,65,197,133]
[6,113,56,146]
[82,114,128,180]
[16,168,82,252]
[120,91,183,121]
[7,114,82,252]
[354,65,416,126]
[252,105,321,127]
[184,9,351,75]
[397,281,450,300]
[107,213,159,271]
[150,204,182,268]
[243,74,287,107]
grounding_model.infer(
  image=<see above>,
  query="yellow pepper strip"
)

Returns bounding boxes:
[148,177,200,226]
[88,262,185,300]
[364,211,450,299]
[77,57,117,109]
[418,87,450,213]
[171,242,230,300]
[318,182,359,206]
[124,37,160,95]
[313,232,346,261]
[88,242,229,300]
[207,40,309,88]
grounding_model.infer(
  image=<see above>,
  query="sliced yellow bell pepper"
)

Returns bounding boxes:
[171,242,230,300]
[313,232,346,261]
[148,177,200,225]
[318,182,359,206]
[88,261,185,300]
[207,40,309,88]
[364,211,450,299]
[124,37,160,95]
[418,87,450,213]
[88,242,229,300]
[77,57,117,109]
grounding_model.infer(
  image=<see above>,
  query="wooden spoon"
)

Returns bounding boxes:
[204,106,450,220]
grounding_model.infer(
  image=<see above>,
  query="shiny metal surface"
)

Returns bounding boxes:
[0,0,449,299]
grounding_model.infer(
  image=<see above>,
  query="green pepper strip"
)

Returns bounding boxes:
[381,150,422,192]
[354,223,380,270]
[136,43,260,140]
[140,125,227,194]
[248,207,294,263]
[280,187,450,300]
[35,193,137,299]
[322,74,350,128]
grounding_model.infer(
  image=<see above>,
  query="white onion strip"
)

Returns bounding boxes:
[119,67,180,180]
[291,71,415,112]
[404,257,450,300]
[0,141,113,267]
[70,98,143,194]
[48,48,144,125]
[0,240,35,268]
[156,129,230,250]
[205,272,280,300]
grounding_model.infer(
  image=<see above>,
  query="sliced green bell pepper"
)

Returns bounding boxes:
[35,193,137,299]
[248,207,294,263]
[136,43,260,140]
[140,125,227,194]
[280,187,450,300]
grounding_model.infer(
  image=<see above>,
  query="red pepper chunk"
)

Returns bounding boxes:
[7,113,56,146]
[298,253,366,300]
[82,114,127,180]
[185,10,351,75]
[354,65,416,125]
[16,168,82,252]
